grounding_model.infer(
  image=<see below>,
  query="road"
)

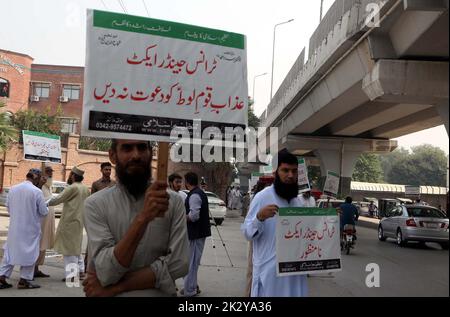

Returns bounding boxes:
[307,225,449,296]
[0,211,448,297]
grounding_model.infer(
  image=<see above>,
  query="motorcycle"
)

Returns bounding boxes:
[341,224,356,255]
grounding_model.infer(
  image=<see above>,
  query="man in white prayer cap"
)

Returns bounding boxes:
[48,166,90,282]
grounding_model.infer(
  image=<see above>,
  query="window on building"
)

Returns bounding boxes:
[60,118,79,134]
[0,78,9,98]
[33,82,50,98]
[63,84,80,100]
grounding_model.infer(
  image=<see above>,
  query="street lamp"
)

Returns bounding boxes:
[320,0,324,22]
[252,72,267,105]
[270,18,294,100]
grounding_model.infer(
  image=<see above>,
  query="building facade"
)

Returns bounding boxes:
[0,49,110,188]
[29,64,84,133]
[0,48,84,134]
[0,49,34,113]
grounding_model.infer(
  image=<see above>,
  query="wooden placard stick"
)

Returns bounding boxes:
[156,142,169,182]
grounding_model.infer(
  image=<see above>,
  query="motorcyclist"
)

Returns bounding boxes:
[368,201,378,218]
[339,196,359,244]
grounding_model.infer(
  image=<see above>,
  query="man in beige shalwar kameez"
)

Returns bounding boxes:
[34,166,56,278]
[48,166,90,282]
[82,139,189,297]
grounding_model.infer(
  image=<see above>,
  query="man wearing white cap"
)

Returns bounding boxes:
[48,166,90,282]
[0,170,48,290]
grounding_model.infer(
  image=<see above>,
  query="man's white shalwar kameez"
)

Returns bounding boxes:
[229,189,242,210]
[241,185,308,297]
[0,181,48,280]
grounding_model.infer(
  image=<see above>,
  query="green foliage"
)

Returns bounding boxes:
[380,147,410,180]
[0,103,18,152]
[248,97,260,129]
[385,145,448,187]
[11,106,62,137]
[307,165,322,188]
[352,153,383,183]
[78,136,112,152]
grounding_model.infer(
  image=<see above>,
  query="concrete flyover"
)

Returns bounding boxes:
[257,0,449,195]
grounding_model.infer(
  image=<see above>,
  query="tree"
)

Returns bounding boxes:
[352,153,383,183]
[248,97,260,129]
[198,97,260,198]
[387,145,448,186]
[0,103,18,152]
[79,137,112,152]
[11,106,62,138]
[307,165,322,188]
[380,147,410,182]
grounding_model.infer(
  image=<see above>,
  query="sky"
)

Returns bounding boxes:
[1,0,448,154]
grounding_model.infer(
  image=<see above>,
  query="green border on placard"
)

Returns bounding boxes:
[278,207,337,216]
[93,10,245,49]
[23,130,60,140]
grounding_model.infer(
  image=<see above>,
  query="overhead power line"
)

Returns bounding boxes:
[100,0,108,10]
[117,0,128,13]
[142,0,150,17]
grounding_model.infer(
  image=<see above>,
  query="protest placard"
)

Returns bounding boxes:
[22,130,62,163]
[82,10,248,143]
[297,158,310,193]
[323,170,340,198]
[276,207,341,276]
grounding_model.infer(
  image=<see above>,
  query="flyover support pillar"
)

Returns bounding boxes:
[436,99,449,136]
[314,146,361,198]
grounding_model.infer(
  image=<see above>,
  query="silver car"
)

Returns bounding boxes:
[378,204,449,249]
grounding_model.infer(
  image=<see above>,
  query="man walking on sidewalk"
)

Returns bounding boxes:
[181,172,211,297]
[0,170,48,290]
[48,166,90,282]
[34,165,55,278]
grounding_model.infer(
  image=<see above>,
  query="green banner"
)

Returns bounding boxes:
[93,10,245,49]
[251,172,265,177]
[23,130,60,140]
[327,171,340,178]
[278,207,337,217]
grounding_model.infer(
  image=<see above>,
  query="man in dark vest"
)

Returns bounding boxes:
[181,172,211,297]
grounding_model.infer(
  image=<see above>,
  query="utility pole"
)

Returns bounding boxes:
[320,0,324,22]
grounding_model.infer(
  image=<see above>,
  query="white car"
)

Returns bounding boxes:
[182,190,226,225]
[316,199,344,209]
[205,191,227,226]
[0,181,68,217]
[51,181,68,217]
